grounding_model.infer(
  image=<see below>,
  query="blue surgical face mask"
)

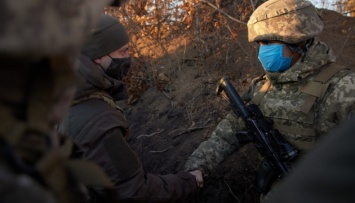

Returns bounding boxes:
[258,44,292,73]
[105,56,131,81]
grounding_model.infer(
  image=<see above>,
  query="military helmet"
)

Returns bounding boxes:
[0,0,109,57]
[247,0,324,44]
[0,0,111,139]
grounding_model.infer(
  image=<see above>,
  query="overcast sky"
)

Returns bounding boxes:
[309,0,335,10]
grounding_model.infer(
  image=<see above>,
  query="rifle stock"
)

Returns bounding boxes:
[216,76,298,193]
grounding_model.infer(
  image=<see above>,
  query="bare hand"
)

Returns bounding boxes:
[189,170,204,188]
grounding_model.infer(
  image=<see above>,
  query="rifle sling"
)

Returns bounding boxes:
[252,80,271,105]
[299,63,348,113]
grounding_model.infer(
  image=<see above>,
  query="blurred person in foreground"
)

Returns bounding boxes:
[265,115,355,203]
[0,0,129,203]
[184,0,355,200]
[58,14,198,202]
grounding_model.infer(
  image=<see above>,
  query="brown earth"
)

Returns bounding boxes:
[117,9,355,203]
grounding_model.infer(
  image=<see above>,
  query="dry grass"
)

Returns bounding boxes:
[106,0,256,103]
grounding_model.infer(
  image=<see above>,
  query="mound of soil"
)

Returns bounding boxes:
[118,9,355,203]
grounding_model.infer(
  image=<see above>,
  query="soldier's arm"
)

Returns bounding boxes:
[69,105,198,202]
[183,76,263,176]
[184,112,246,176]
[95,128,198,202]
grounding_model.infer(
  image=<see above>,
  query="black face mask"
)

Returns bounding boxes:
[105,57,131,81]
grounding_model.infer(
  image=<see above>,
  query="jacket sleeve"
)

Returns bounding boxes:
[60,99,197,202]
[87,127,198,202]
[184,112,247,176]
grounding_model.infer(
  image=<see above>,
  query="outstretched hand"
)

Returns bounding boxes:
[189,170,204,188]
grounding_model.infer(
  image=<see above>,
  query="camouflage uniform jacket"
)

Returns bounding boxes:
[184,39,355,176]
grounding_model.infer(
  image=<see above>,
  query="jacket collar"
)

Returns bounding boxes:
[75,54,125,100]
[265,40,336,84]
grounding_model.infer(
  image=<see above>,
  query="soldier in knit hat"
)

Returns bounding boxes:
[58,14,198,202]
[0,1,126,203]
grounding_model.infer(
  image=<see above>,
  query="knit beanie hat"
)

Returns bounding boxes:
[81,14,129,59]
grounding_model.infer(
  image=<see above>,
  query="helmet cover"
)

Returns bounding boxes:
[247,0,324,44]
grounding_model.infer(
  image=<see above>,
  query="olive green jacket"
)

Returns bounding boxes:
[58,54,197,202]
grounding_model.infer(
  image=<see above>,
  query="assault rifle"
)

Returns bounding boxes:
[216,76,298,194]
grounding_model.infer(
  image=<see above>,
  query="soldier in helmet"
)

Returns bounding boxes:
[0,0,119,203]
[184,0,355,199]
[58,14,198,202]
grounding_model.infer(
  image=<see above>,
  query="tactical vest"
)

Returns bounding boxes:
[252,63,352,195]
[251,63,351,151]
